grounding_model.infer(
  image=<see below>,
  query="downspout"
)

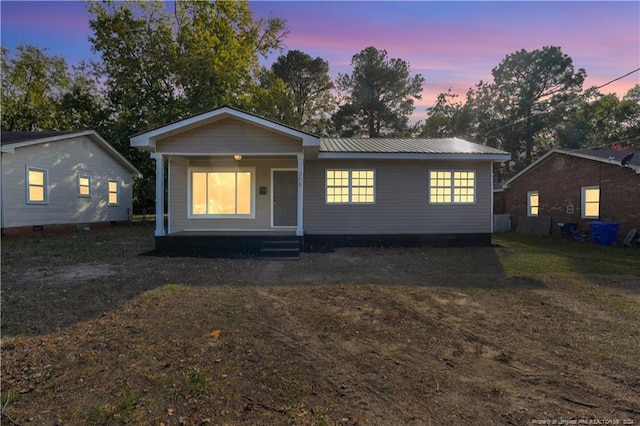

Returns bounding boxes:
[0,153,4,231]
[490,162,494,234]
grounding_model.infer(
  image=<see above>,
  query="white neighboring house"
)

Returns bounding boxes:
[1,130,142,235]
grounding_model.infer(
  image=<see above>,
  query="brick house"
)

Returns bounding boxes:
[502,148,640,238]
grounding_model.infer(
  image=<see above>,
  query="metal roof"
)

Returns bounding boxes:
[320,137,508,155]
[1,131,80,145]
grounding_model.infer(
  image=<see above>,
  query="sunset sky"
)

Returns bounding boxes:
[2,1,639,120]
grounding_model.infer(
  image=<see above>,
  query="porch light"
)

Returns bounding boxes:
[233,155,243,161]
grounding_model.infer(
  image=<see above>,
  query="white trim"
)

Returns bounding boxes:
[318,152,511,161]
[155,154,165,236]
[325,169,376,205]
[167,158,172,235]
[581,186,600,219]
[187,167,256,219]
[505,149,640,188]
[428,169,477,205]
[527,191,539,216]
[77,173,92,198]
[130,106,320,150]
[107,178,120,206]
[296,154,304,237]
[181,228,294,233]
[5,131,141,177]
[25,165,48,205]
[156,151,302,157]
[271,168,298,229]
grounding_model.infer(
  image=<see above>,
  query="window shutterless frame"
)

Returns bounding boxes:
[26,166,48,204]
[78,174,92,197]
[108,179,119,206]
[429,170,476,204]
[187,167,256,219]
[527,191,539,216]
[581,186,599,219]
[325,169,375,204]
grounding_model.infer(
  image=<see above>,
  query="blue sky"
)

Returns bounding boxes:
[2,1,639,118]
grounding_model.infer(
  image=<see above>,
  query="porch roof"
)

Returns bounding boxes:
[130,106,320,151]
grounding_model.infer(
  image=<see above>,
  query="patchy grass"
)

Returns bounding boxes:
[1,227,639,424]
[494,232,639,275]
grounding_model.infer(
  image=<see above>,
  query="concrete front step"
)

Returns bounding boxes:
[259,240,300,259]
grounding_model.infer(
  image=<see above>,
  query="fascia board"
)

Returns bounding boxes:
[130,107,320,149]
[317,152,511,161]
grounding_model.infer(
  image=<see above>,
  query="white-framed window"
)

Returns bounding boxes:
[78,174,92,197]
[429,170,476,204]
[581,186,599,219]
[527,191,539,216]
[108,179,119,206]
[26,166,48,204]
[189,168,255,218]
[326,169,375,204]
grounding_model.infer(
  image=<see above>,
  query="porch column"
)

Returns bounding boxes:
[154,153,165,236]
[296,153,304,237]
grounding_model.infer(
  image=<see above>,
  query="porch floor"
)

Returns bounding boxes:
[168,230,297,237]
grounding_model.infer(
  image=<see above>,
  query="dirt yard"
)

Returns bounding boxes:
[1,226,639,425]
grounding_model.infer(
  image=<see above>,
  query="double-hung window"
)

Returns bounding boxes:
[581,186,599,219]
[326,170,375,204]
[78,175,92,197]
[108,180,119,206]
[190,169,254,217]
[429,170,475,204]
[527,191,539,216]
[26,167,48,204]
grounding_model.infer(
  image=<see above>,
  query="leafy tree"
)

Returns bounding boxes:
[246,66,296,125]
[87,0,288,208]
[420,89,468,138]
[488,46,586,166]
[556,85,640,149]
[334,46,424,137]
[1,45,70,131]
[271,50,335,134]
[175,1,287,114]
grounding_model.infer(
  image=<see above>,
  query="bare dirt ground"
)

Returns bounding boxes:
[1,226,639,425]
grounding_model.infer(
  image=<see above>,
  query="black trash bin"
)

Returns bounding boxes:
[559,222,577,238]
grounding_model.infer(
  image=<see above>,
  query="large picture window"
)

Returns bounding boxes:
[429,170,475,204]
[581,186,599,219]
[27,167,48,204]
[326,170,375,204]
[190,169,253,217]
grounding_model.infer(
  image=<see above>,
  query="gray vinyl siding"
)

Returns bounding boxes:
[1,136,135,228]
[156,118,303,155]
[303,159,493,235]
[168,158,297,234]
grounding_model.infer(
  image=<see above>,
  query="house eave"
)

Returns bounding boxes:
[2,130,142,178]
[129,107,321,152]
[317,152,511,161]
[504,148,640,188]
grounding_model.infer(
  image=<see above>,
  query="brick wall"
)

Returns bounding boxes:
[504,153,640,237]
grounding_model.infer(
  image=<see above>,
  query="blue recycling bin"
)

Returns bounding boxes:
[590,222,620,246]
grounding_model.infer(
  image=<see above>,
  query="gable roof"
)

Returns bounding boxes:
[505,147,640,187]
[130,106,320,151]
[319,137,510,160]
[1,130,142,178]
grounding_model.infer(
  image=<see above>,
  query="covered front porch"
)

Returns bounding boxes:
[153,153,306,238]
